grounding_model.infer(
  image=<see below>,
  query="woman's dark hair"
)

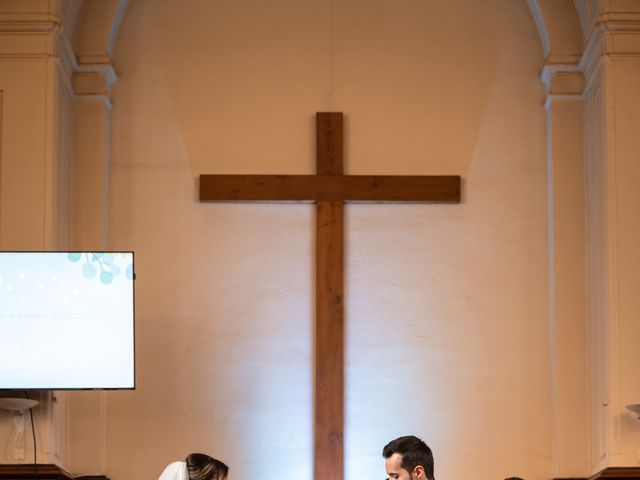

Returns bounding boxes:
[185,453,229,480]
[382,435,434,480]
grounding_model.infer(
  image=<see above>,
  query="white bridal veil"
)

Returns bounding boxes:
[158,461,189,480]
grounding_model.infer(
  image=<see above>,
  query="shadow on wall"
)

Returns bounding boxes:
[112,0,520,179]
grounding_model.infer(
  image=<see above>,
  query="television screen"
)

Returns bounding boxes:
[0,252,135,389]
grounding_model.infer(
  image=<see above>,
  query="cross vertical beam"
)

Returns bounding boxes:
[315,113,344,480]
[198,112,462,480]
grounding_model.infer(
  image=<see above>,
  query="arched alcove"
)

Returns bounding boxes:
[104,2,550,479]
[527,0,584,64]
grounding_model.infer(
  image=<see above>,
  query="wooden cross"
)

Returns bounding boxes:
[199,112,461,480]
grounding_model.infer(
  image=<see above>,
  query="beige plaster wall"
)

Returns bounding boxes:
[105,1,551,479]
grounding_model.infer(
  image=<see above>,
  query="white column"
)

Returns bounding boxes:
[63,1,127,474]
[543,65,590,477]
[71,70,114,250]
[581,4,640,472]
[0,1,75,465]
[0,8,72,250]
[64,68,116,476]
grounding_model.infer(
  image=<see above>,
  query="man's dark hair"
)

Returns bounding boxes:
[382,435,434,480]
[185,453,229,480]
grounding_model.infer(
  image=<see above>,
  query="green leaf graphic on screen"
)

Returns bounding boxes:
[67,253,132,284]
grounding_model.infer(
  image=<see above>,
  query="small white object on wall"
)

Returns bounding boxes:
[0,398,39,415]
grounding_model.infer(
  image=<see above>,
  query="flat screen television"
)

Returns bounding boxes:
[0,252,135,390]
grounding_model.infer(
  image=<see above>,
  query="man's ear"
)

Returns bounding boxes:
[412,466,425,479]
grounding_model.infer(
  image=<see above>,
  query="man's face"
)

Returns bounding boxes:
[385,453,414,480]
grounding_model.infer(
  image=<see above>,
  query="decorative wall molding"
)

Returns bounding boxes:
[54,67,74,250]
[106,0,129,56]
[597,12,640,32]
[540,0,640,104]
[0,10,62,60]
[528,0,584,64]
[59,0,84,37]
[527,0,550,58]
[541,65,584,107]
[573,0,599,46]
[0,14,61,32]
[57,32,76,97]
[0,4,118,97]
[580,27,603,93]
[72,95,112,111]
[74,0,129,76]
[75,64,118,90]
[0,33,60,59]
[583,77,607,470]
[544,94,584,111]
[541,64,582,89]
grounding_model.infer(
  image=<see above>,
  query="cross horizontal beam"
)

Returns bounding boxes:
[199,174,461,202]
[199,112,463,480]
